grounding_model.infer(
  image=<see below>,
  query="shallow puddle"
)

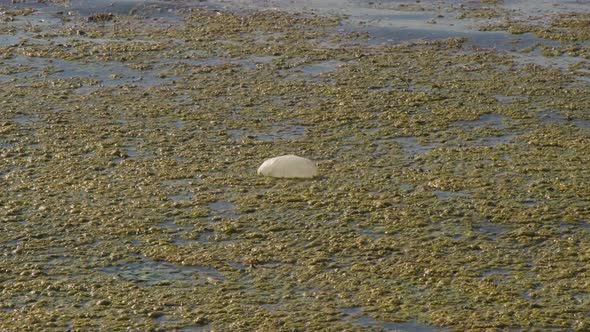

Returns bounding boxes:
[208,201,235,212]
[388,136,436,157]
[229,123,306,141]
[453,113,505,129]
[341,307,447,332]
[298,59,346,74]
[474,219,513,239]
[102,257,224,285]
[162,177,204,186]
[494,95,528,103]
[156,221,192,233]
[432,190,470,199]
[170,193,193,202]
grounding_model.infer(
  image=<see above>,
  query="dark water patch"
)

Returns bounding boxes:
[494,95,528,103]
[340,306,362,316]
[123,144,143,158]
[207,201,237,221]
[464,31,557,51]
[0,141,14,151]
[349,221,386,239]
[156,221,191,233]
[538,109,568,124]
[155,314,171,322]
[400,183,415,192]
[474,219,512,239]
[73,86,99,94]
[357,226,385,239]
[110,143,148,161]
[173,119,184,129]
[170,94,194,106]
[481,268,512,277]
[483,133,515,145]
[197,230,215,242]
[228,129,248,140]
[450,113,518,146]
[453,113,505,129]
[212,0,563,52]
[158,55,277,70]
[102,258,223,285]
[157,56,227,67]
[535,110,590,129]
[155,314,211,331]
[228,123,306,141]
[521,282,544,302]
[173,229,240,245]
[0,239,20,246]
[209,201,235,212]
[351,22,549,51]
[227,262,247,270]
[259,123,306,141]
[111,156,124,164]
[0,34,23,47]
[261,303,276,311]
[298,60,346,74]
[381,320,448,332]
[0,70,34,84]
[573,292,588,305]
[2,55,169,86]
[13,114,41,125]
[342,22,459,45]
[432,190,470,199]
[368,85,393,92]
[162,177,204,187]
[388,136,437,157]
[170,192,193,202]
[355,314,447,332]
[572,119,590,129]
[66,0,216,17]
[512,51,587,72]
[237,55,280,70]
[555,222,590,238]
[51,59,168,86]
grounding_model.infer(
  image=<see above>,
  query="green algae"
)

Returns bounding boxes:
[478,11,590,58]
[0,1,589,331]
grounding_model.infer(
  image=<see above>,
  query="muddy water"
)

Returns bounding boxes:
[0,0,589,331]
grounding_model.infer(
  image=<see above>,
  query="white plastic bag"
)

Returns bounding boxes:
[257,155,318,178]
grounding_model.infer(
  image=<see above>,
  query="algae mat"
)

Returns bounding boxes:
[0,0,589,331]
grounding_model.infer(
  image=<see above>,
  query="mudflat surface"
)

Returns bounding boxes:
[1,0,589,331]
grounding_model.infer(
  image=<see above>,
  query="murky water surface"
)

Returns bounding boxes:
[0,0,589,331]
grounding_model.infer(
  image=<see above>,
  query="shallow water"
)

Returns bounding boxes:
[0,0,588,331]
[208,200,235,212]
[229,123,306,141]
[102,257,224,285]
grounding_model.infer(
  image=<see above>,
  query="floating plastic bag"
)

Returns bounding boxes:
[257,155,318,179]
